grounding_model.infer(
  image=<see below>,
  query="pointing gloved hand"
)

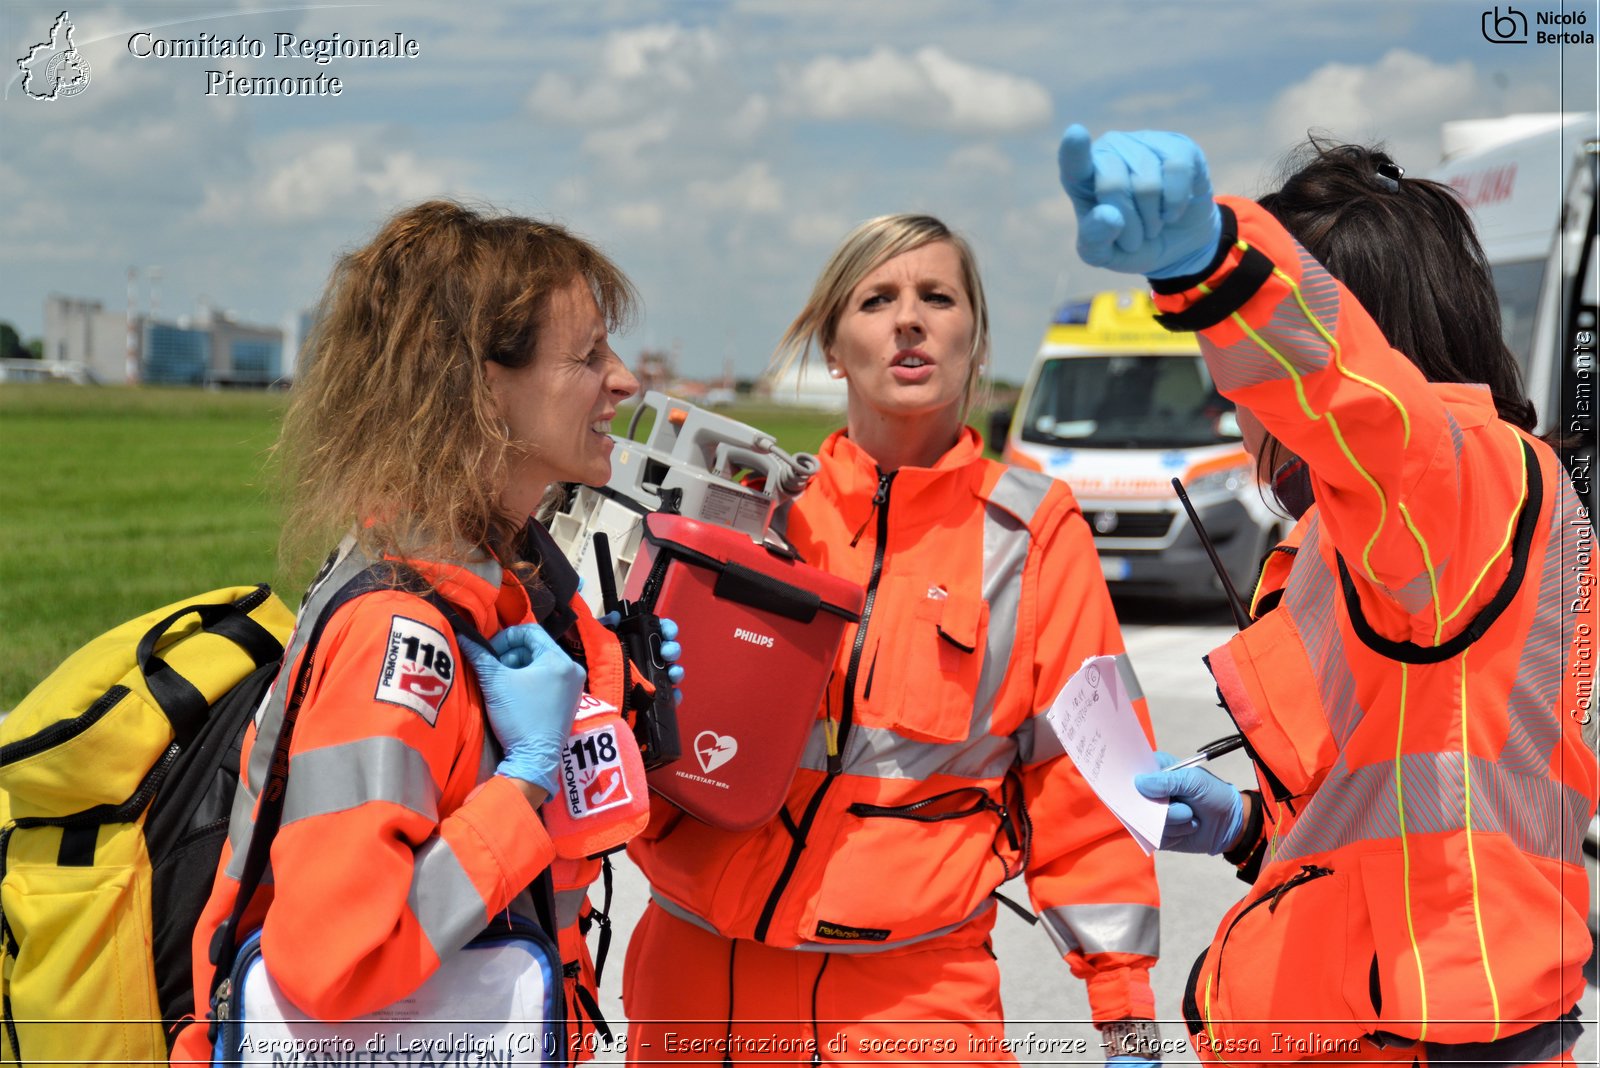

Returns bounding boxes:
[1133,751,1245,855]
[599,613,685,704]
[1057,124,1223,280]
[459,623,585,796]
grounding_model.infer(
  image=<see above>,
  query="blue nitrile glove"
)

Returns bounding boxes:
[1057,124,1224,280]
[599,613,685,704]
[459,624,585,796]
[1133,751,1244,855]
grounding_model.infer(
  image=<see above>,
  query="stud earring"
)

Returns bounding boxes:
[828,367,844,379]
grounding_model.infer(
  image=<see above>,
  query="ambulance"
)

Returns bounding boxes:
[1000,288,1282,603]
[1427,111,1597,443]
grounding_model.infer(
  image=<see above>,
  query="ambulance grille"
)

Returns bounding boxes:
[1094,512,1173,539]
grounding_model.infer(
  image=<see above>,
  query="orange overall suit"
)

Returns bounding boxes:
[625,428,1161,1063]
[172,528,642,1064]
[1150,198,1598,1066]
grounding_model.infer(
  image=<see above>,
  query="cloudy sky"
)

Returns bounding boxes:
[2,0,1594,383]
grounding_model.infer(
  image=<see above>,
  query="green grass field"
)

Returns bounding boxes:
[0,384,848,708]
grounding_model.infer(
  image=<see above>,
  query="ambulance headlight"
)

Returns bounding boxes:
[1185,467,1247,498]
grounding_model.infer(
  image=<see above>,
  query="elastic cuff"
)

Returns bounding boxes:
[1148,204,1238,294]
[1084,967,1157,1024]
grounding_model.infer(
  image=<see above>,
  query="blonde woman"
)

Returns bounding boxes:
[624,214,1163,1064]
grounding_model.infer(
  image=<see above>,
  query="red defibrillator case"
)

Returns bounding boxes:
[624,513,864,831]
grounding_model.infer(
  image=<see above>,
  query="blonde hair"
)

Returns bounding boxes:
[771,213,991,419]
[276,200,636,574]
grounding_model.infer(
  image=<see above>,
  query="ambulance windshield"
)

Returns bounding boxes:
[1021,354,1241,449]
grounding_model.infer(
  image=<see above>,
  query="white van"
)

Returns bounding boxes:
[1000,289,1281,604]
[1428,112,1597,440]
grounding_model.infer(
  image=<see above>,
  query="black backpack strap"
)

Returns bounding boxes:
[207,567,396,1002]
[207,563,564,1022]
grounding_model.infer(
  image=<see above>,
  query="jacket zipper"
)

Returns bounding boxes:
[1210,863,1333,1000]
[754,470,894,943]
[0,686,129,766]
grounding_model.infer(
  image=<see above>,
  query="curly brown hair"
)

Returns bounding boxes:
[276,200,637,574]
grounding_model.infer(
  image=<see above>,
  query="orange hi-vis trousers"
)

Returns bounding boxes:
[623,901,1019,1065]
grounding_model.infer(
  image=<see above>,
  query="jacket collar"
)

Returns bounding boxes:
[818,425,987,518]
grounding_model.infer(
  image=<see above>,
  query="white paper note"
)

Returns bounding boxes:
[1043,655,1167,854]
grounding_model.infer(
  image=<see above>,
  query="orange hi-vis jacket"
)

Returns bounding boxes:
[172,533,634,1063]
[1152,198,1598,1061]
[629,428,1161,1023]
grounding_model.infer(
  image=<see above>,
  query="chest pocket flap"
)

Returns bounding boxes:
[862,577,989,744]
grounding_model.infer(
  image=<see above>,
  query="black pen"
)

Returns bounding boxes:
[1167,734,1246,770]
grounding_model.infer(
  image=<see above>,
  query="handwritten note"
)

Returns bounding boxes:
[1044,655,1166,854]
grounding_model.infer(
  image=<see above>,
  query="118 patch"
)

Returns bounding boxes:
[375,615,455,724]
[556,723,632,818]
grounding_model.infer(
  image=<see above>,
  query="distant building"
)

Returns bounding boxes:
[43,295,285,387]
[43,296,128,384]
[759,359,849,410]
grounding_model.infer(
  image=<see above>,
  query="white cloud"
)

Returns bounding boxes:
[947,144,1013,176]
[1268,49,1486,169]
[787,211,853,246]
[603,23,719,82]
[785,46,1051,133]
[198,141,455,224]
[526,22,722,125]
[580,116,674,168]
[688,162,784,214]
[611,201,665,232]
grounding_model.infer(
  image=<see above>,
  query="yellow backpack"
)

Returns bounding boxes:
[0,586,294,1066]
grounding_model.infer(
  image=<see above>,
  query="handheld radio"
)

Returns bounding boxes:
[593,532,681,770]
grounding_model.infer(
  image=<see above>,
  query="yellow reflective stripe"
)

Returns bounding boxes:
[1397,502,1445,644]
[1203,974,1233,1066]
[1249,551,1274,618]
[1444,423,1529,627]
[1282,270,1411,446]
[1461,650,1502,1039]
[1229,309,1389,581]
[1396,663,1430,1039]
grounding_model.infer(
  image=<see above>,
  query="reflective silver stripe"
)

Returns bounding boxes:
[986,467,1053,528]
[1500,476,1579,776]
[223,782,264,882]
[649,892,997,955]
[1282,521,1366,748]
[1112,653,1144,704]
[1204,248,1341,393]
[407,836,490,959]
[280,736,439,828]
[1277,751,1591,865]
[798,721,1014,781]
[1039,903,1160,958]
[247,536,373,791]
[972,497,1032,737]
[555,887,589,931]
